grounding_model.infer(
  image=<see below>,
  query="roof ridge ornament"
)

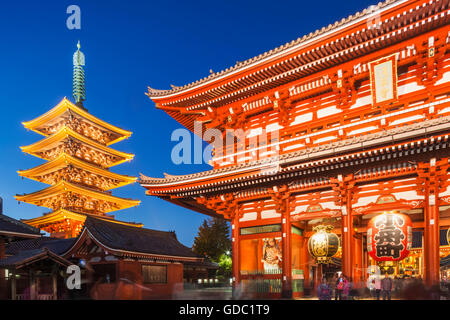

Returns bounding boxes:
[146,86,168,95]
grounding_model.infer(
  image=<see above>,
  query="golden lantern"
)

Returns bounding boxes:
[308,225,339,264]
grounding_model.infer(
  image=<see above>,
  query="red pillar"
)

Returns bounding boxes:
[362,236,369,282]
[302,237,310,290]
[281,200,292,298]
[231,214,240,297]
[424,191,440,286]
[353,234,363,283]
[314,265,323,290]
[341,191,354,279]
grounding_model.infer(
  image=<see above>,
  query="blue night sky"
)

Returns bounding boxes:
[0,0,375,247]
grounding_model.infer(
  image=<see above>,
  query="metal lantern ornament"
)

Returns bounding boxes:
[308,225,339,264]
[367,212,412,262]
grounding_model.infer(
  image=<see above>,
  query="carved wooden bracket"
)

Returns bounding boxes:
[417,158,449,196]
[414,36,446,90]
[272,90,292,127]
[196,193,240,220]
[330,69,356,109]
[330,174,356,208]
[268,185,296,214]
[202,104,246,132]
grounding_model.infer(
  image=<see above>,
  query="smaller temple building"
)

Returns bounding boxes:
[0,198,43,299]
[0,216,215,300]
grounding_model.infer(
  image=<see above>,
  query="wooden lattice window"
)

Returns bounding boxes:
[142,265,167,284]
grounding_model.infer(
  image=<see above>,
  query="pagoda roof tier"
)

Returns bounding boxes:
[140,116,450,198]
[15,180,141,214]
[145,0,449,130]
[22,97,132,145]
[17,153,137,190]
[20,126,134,167]
[22,208,143,229]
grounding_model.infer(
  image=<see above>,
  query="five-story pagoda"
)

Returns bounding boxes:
[16,42,141,238]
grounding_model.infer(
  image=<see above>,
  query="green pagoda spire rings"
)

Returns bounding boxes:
[73,41,86,105]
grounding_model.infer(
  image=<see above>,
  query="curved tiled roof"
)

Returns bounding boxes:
[147,0,400,98]
[84,216,200,259]
[0,214,42,237]
[0,247,73,268]
[6,237,76,256]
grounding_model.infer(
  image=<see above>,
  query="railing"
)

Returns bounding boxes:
[240,279,282,295]
[15,294,54,300]
[240,269,282,276]
[239,269,282,297]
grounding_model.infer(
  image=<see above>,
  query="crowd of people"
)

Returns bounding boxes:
[316,273,449,300]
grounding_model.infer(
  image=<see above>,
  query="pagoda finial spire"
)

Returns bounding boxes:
[73,40,86,106]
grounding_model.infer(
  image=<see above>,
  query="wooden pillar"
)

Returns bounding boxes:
[341,190,354,279]
[29,269,36,300]
[231,213,240,298]
[302,237,310,290]
[314,264,322,290]
[52,271,58,300]
[353,234,363,283]
[362,236,369,282]
[11,270,16,300]
[332,175,355,280]
[281,197,292,298]
[419,158,447,287]
[424,190,440,286]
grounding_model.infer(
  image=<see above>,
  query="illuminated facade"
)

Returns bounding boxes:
[141,0,450,298]
[16,43,140,238]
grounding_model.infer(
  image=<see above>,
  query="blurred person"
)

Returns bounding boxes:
[368,277,375,298]
[318,278,332,300]
[381,274,393,300]
[336,274,347,300]
[374,276,381,300]
[393,276,402,298]
[333,273,340,300]
[342,276,351,300]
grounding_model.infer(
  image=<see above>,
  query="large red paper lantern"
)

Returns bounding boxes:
[367,212,412,261]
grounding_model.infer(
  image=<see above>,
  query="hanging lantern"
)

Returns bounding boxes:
[367,212,412,262]
[308,225,339,264]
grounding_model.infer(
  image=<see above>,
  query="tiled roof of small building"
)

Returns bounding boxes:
[0,213,41,237]
[0,247,73,268]
[6,237,76,256]
[84,216,200,259]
